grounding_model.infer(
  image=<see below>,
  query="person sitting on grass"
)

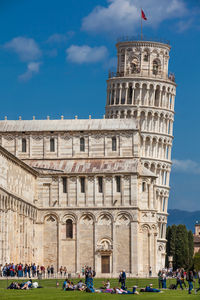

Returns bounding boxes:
[20,279,32,290]
[74,280,86,291]
[100,280,110,289]
[63,279,74,291]
[62,278,68,290]
[7,282,20,289]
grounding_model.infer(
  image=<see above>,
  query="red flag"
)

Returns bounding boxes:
[141,9,147,20]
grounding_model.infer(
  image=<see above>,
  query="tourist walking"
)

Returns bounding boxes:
[176,270,183,290]
[186,271,194,294]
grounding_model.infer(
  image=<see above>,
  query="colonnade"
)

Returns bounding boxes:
[0,192,37,265]
[106,82,175,111]
[141,135,172,161]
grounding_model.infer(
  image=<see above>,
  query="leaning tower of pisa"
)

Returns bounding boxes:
[105,38,176,267]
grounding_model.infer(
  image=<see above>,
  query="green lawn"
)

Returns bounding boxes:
[0,278,199,300]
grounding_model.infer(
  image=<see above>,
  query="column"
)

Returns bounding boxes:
[145,115,148,131]
[138,87,142,105]
[125,84,128,104]
[119,84,122,105]
[152,86,156,106]
[57,134,60,157]
[103,176,106,206]
[121,176,124,206]
[114,86,117,105]
[106,88,110,105]
[131,85,135,104]
[94,221,98,272]
[112,221,116,275]
[131,222,139,275]
[145,88,149,106]
[75,221,80,273]
[76,177,78,206]
[93,176,96,206]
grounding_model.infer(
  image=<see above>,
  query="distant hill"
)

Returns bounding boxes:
[168,209,200,232]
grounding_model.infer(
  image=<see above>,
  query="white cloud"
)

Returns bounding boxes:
[4,37,41,61]
[46,31,74,44]
[172,159,200,174]
[82,0,188,35]
[66,45,108,64]
[19,62,41,82]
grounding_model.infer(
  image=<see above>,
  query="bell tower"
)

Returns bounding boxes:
[105,38,176,270]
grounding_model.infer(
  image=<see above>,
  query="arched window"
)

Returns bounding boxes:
[66,219,73,238]
[143,50,149,62]
[22,138,27,153]
[142,182,146,192]
[112,137,117,151]
[50,138,55,152]
[80,137,85,152]
[152,59,161,75]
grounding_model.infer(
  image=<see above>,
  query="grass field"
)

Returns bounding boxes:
[0,278,199,300]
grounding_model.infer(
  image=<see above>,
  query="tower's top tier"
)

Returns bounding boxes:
[112,38,174,82]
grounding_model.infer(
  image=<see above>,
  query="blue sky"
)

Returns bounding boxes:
[0,0,200,211]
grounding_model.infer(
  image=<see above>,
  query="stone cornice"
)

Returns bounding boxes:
[0,145,38,177]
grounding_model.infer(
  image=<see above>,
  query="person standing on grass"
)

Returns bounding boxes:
[120,270,126,290]
[50,265,54,278]
[149,266,152,277]
[186,270,194,294]
[176,269,183,290]
[158,270,162,289]
[195,271,200,293]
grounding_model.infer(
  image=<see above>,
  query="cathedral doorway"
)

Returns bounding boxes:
[101,256,110,273]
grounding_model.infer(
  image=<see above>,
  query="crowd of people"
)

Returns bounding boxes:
[2,263,200,295]
[7,279,40,290]
[157,268,200,294]
[0,263,58,278]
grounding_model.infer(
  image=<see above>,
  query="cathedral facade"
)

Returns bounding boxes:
[0,39,176,277]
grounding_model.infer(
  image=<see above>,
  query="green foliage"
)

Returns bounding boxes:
[194,252,200,271]
[166,224,194,270]
[188,230,194,268]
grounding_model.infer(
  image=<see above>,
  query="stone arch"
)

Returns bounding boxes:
[116,212,132,225]
[43,212,59,223]
[62,213,77,224]
[97,212,113,225]
[79,212,95,225]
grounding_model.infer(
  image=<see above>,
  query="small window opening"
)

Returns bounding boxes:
[50,138,55,152]
[80,137,85,152]
[98,177,103,193]
[62,177,67,193]
[22,138,27,153]
[80,177,85,193]
[116,176,121,192]
[66,219,73,238]
[112,137,117,151]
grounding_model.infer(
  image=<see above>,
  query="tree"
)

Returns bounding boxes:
[188,230,194,269]
[193,253,200,271]
[166,224,193,270]
[166,225,176,267]
[174,225,189,270]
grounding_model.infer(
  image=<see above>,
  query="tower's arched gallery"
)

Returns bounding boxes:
[0,39,176,277]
